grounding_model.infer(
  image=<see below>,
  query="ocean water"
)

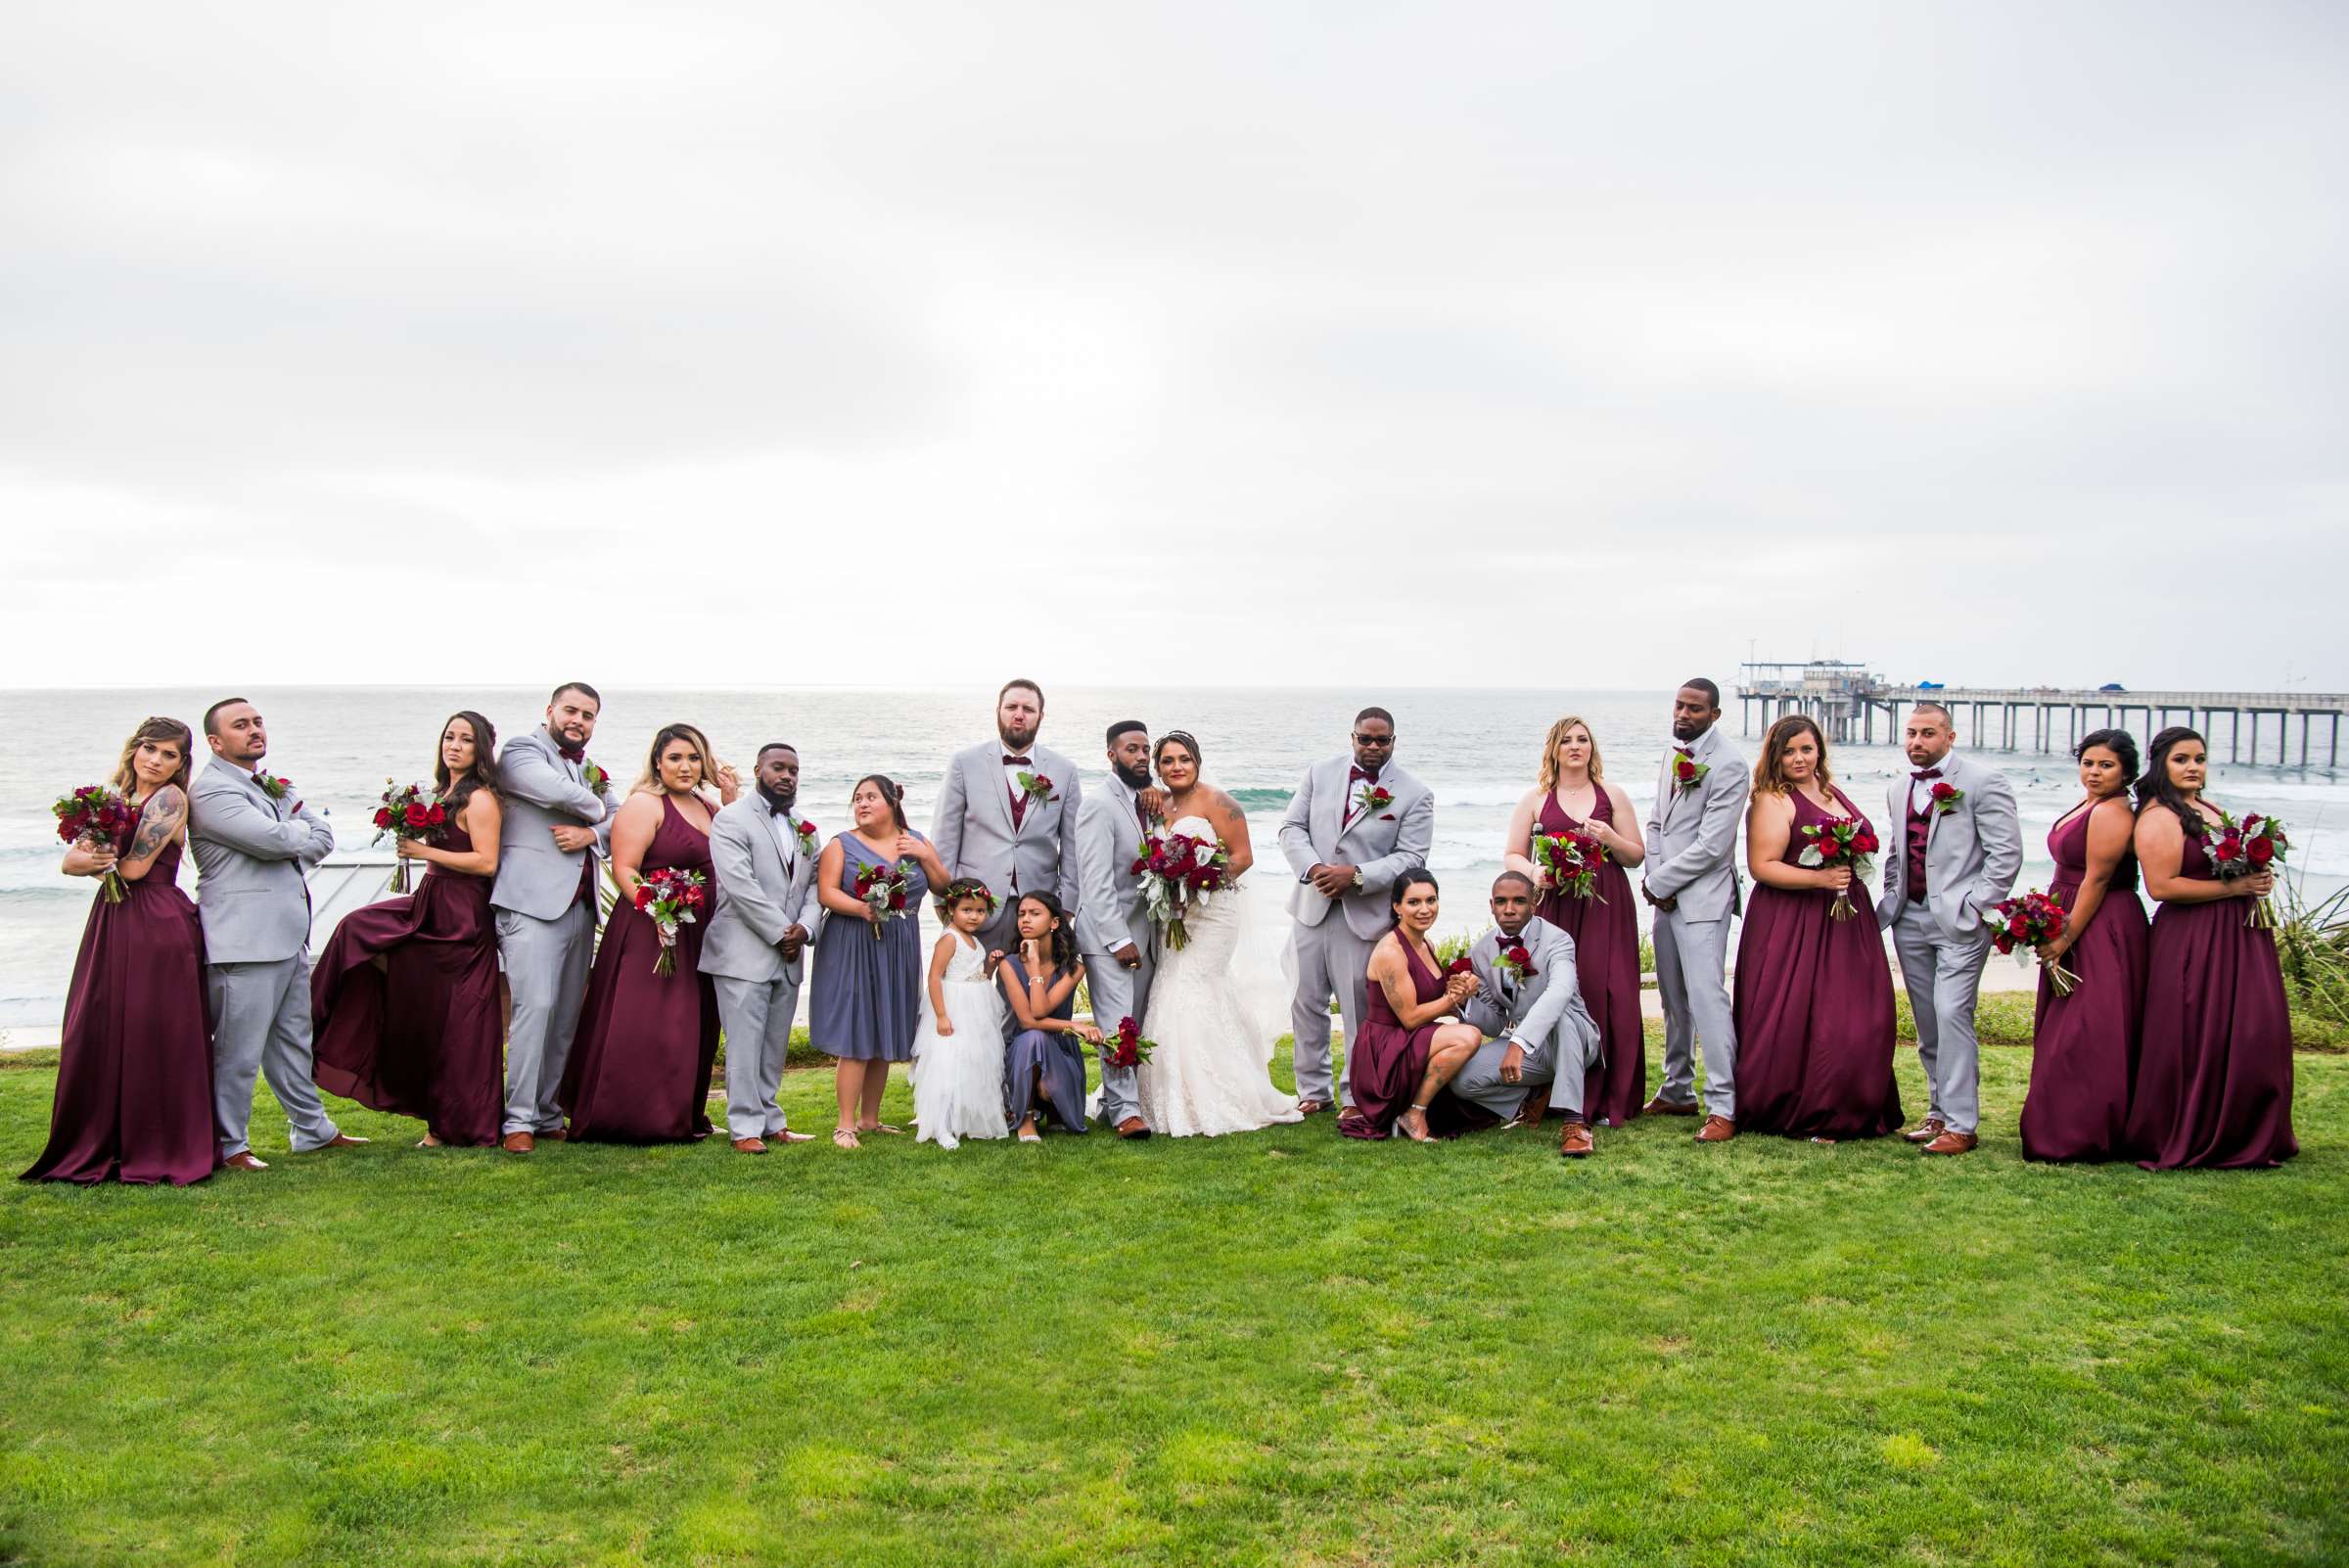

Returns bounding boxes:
[3,685,2343,1035]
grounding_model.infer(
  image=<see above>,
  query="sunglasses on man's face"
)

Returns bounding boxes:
[1353,733,1395,746]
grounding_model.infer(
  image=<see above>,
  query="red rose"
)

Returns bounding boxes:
[403,803,428,827]
[427,803,446,825]
[2217,837,2241,860]
[889,893,907,911]
[1932,782,1957,802]
[373,807,393,828]
[2248,838,2274,865]
[633,886,654,910]
[1446,957,1473,976]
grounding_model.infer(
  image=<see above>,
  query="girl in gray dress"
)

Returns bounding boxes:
[998,892,1099,1142]
[809,774,950,1149]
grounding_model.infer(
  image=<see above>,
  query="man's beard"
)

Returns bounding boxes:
[758,782,798,813]
[999,724,1039,753]
[1114,759,1152,790]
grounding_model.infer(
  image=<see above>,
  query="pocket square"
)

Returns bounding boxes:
[1379,813,1396,821]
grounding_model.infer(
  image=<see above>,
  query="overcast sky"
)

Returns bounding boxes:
[5,2,2344,693]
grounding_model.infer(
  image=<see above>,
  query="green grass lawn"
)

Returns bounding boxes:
[4,1031,2345,1568]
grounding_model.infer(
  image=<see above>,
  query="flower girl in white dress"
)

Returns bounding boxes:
[913,881,1011,1149]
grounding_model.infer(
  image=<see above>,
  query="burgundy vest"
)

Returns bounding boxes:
[1905,789,1930,903]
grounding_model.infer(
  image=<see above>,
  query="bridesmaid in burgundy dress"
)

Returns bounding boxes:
[1340,871,1486,1141]
[2018,729,2146,1162]
[560,723,741,1143]
[1730,715,1902,1143]
[23,717,218,1185]
[2124,727,2297,1172]
[311,711,506,1147]
[1504,715,1646,1126]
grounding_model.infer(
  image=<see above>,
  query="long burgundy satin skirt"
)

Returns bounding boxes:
[312,868,504,1146]
[2126,899,2297,1171]
[23,869,218,1185]
[1730,882,1903,1139]
[2018,886,2145,1163]
[558,900,719,1143]
[1537,865,1645,1126]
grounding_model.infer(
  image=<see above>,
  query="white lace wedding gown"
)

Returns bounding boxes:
[1136,816,1305,1137]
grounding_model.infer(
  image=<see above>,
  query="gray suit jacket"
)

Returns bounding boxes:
[931,740,1082,915]
[1074,773,1154,958]
[1276,758,1435,941]
[1642,724,1750,923]
[1459,918,1600,1062]
[490,726,617,922]
[703,795,822,984]
[189,758,336,964]
[1875,750,2023,940]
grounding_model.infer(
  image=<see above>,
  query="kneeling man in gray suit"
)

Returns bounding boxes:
[1876,703,2022,1157]
[191,698,362,1170]
[1449,873,1605,1156]
[706,742,822,1153]
[491,681,617,1151]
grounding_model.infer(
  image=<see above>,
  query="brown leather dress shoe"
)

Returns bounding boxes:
[1295,1099,1332,1116]
[1902,1116,1947,1144]
[1556,1121,1594,1158]
[540,1127,569,1142]
[1695,1114,1736,1142]
[1116,1117,1152,1139]
[1642,1094,1700,1117]
[1921,1130,1979,1156]
[501,1131,535,1153]
[221,1151,270,1172]
[732,1137,767,1154]
[320,1132,370,1149]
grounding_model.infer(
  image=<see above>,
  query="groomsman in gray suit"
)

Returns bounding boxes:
[1451,873,1605,1156]
[1277,708,1434,1115]
[932,678,1083,952]
[1640,678,1750,1142]
[1875,702,2022,1156]
[1075,720,1159,1138]
[706,742,822,1153]
[490,681,616,1152]
[190,698,363,1170]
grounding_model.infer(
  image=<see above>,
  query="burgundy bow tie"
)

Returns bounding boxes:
[557,740,585,763]
[1913,767,1943,780]
[1350,766,1378,784]
[1675,745,1692,758]
[1003,755,1032,768]
[765,798,794,817]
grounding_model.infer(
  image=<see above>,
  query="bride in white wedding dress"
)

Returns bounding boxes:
[1136,732,1306,1137]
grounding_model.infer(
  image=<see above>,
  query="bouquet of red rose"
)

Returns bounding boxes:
[54,784,134,903]
[1102,1015,1157,1069]
[1532,825,1608,901]
[632,867,708,976]
[371,780,447,894]
[2200,809,2289,930]
[1986,889,2077,996]
[1795,815,1880,921]
[852,858,912,942]
[1130,825,1230,950]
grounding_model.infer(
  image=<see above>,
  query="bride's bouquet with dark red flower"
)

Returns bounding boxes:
[2200,809,2289,930]
[852,858,912,942]
[1102,1015,1157,1069]
[1532,826,1608,901]
[1986,889,2077,996]
[1130,825,1230,950]
[54,784,134,903]
[371,780,447,894]
[1795,815,1880,921]
[633,867,708,976]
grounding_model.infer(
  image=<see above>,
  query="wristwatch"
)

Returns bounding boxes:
[1350,868,1364,890]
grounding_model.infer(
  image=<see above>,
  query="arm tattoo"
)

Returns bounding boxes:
[131,787,186,862]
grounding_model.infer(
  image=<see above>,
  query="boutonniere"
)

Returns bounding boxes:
[1353,782,1395,817]
[581,760,610,794]
[1015,770,1054,803]
[1672,753,1709,793]
[1929,781,1964,816]
[795,818,819,857]
[1493,941,1538,982]
[253,769,293,802]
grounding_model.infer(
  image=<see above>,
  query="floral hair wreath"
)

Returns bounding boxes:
[939,877,998,915]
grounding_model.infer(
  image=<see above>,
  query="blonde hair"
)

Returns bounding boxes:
[112,716,194,797]
[631,722,727,807]
[1753,715,1833,797]
[1535,715,1605,793]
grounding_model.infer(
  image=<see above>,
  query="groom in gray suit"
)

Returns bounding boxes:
[932,679,1083,952]
[1451,873,1605,1156]
[190,698,363,1170]
[1640,678,1750,1142]
[1875,702,2022,1156]
[1277,708,1435,1114]
[1075,720,1158,1138]
[706,742,822,1153]
[491,681,617,1152]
